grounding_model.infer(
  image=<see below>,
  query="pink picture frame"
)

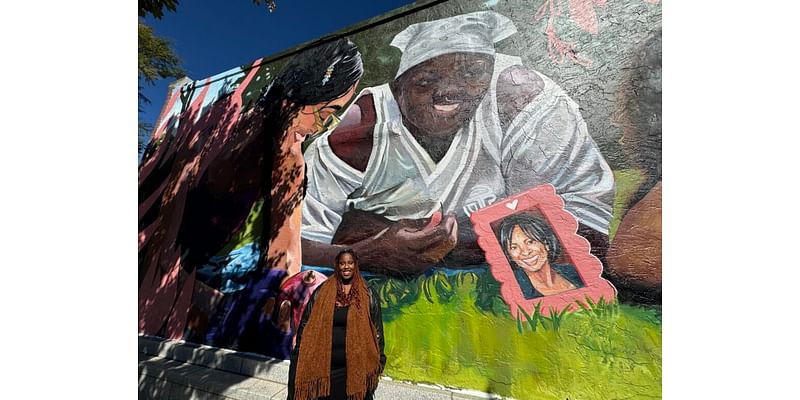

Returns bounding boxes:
[469,184,617,317]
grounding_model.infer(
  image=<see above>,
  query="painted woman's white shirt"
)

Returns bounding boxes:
[301,54,614,244]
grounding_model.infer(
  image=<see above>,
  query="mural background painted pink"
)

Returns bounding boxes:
[535,0,608,66]
[138,61,262,338]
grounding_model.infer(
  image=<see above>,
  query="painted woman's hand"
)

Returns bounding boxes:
[350,212,459,276]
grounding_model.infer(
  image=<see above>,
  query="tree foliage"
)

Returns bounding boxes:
[138,0,276,157]
[253,0,278,12]
[139,0,277,19]
[139,0,180,19]
[138,21,185,87]
[138,19,184,154]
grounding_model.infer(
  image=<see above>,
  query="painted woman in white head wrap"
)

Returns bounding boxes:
[387,11,516,162]
[300,11,615,275]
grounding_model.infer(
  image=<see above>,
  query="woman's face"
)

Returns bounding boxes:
[287,82,359,144]
[508,225,549,273]
[393,53,494,139]
[336,253,356,281]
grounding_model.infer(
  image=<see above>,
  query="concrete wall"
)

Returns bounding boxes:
[138,0,661,398]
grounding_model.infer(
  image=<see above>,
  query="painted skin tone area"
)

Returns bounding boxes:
[270,82,360,276]
[287,83,359,145]
[508,225,549,272]
[392,53,494,156]
[508,225,576,296]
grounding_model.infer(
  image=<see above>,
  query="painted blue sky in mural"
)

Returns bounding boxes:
[139,0,416,129]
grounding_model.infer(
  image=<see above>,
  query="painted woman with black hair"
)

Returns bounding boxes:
[288,249,386,400]
[498,214,584,299]
[157,37,366,355]
[254,37,363,275]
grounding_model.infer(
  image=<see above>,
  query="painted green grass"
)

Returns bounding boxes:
[370,271,661,400]
[209,167,659,398]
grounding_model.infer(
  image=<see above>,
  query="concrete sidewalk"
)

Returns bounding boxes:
[138,335,506,400]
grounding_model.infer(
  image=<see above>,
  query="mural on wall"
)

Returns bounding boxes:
[302,10,615,275]
[139,38,364,357]
[139,0,661,398]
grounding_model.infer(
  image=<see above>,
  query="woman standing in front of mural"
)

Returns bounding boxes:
[179,37,364,355]
[498,214,584,299]
[288,249,386,400]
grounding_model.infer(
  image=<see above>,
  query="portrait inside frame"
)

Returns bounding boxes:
[470,184,617,317]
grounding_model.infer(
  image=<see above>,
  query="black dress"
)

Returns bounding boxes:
[288,287,385,400]
[319,305,349,400]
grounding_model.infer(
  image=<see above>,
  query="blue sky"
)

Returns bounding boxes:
[139,0,416,128]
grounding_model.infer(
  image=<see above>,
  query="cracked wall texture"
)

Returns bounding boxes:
[139,1,662,398]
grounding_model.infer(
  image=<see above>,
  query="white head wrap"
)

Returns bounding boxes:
[390,11,517,78]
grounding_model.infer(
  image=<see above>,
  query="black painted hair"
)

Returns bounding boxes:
[497,214,561,265]
[257,37,364,144]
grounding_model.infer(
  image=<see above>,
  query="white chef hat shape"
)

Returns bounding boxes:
[390,11,517,78]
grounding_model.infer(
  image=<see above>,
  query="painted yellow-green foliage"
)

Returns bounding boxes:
[216,199,264,255]
[378,272,661,400]
[609,169,647,240]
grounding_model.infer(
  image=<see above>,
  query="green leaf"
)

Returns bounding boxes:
[558,304,571,322]
[584,295,597,310]
[433,272,455,303]
[575,298,591,313]
[518,304,539,332]
[420,274,435,303]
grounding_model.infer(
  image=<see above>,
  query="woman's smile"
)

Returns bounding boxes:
[519,254,540,266]
[340,266,354,279]
[433,102,460,114]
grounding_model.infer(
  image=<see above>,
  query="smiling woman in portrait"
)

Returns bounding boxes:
[497,214,584,299]
[288,249,386,400]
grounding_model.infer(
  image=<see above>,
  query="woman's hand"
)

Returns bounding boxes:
[335,211,459,276]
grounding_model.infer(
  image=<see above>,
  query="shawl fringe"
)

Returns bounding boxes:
[344,365,382,400]
[294,376,331,400]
